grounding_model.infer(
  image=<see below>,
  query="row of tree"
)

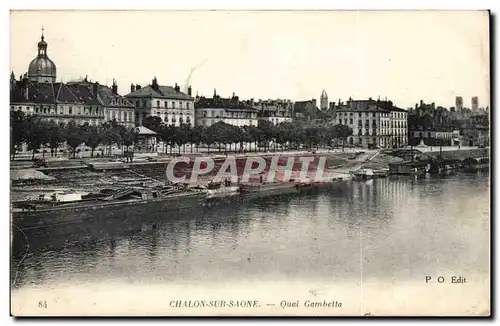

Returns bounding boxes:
[141,116,354,154]
[10,111,354,160]
[10,111,135,160]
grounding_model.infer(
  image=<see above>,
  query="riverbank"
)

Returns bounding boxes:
[9,147,488,201]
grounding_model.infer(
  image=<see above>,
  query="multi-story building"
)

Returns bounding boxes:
[125,77,195,127]
[194,90,258,127]
[333,98,408,148]
[10,74,105,125]
[293,99,321,122]
[253,98,293,125]
[9,33,111,126]
[68,77,137,129]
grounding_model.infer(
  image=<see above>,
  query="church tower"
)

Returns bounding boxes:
[320,89,328,111]
[27,27,57,83]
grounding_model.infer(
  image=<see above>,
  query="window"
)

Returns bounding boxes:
[349,119,353,124]
[372,112,376,117]
[344,119,347,124]
[157,100,160,107]
[164,117,169,123]
[187,102,190,109]
[77,108,81,115]
[112,111,116,119]
[10,106,14,110]
[165,101,168,108]
[359,137,362,144]
[179,101,182,108]
[69,107,73,114]
[365,112,368,116]
[358,112,361,117]
[172,102,176,109]
[339,119,342,124]
[43,107,47,114]
[358,129,362,135]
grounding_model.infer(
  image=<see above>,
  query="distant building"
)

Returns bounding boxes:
[254,99,293,125]
[456,96,463,111]
[10,32,106,125]
[293,99,320,122]
[334,98,408,148]
[320,89,328,111]
[194,90,258,127]
[471,96,479,111]
[125,77,195,127]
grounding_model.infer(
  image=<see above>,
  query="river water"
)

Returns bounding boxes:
[10,172,490,316]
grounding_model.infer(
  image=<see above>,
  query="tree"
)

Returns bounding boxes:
[47,121,65,157]
[160,124,177,155]
[64,121,84,159]
[257,120,274,151]
[121,129,136,152]
[142,116,164,133]
[25,116,49,160]
[10,110,27,161]
[190,125,205,153]
[82,124,102,158]
[333,124,353,151]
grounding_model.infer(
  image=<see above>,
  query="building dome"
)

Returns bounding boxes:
[27,34,57,83]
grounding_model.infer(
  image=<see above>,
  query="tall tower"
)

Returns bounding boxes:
[455,96,463,111]
[320,89,328,111]
[471,96,479,111]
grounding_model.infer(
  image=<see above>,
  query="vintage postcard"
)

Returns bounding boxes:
[9,10,490,316]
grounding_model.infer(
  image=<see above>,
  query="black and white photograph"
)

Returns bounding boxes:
[9,10,491,316]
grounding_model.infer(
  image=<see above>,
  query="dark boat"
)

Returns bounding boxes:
[462,157,490,172]
[11,186,206,231]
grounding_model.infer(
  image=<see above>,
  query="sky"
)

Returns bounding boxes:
[10,10,490,109]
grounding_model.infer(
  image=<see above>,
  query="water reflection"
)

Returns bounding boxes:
[11,173,489,290]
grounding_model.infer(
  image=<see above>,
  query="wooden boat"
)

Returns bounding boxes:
[11,186,206,230]
[350,169,375,181]
[239,181,298,194]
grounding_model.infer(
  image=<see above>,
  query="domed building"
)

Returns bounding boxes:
[27,33,57,83]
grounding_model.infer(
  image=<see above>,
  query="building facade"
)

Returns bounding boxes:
[194,90,258,127]
[125,77,195,127]
[333,98,408,148]
[254,98,293,125]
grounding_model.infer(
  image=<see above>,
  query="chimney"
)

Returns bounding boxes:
[130,83,135,93]
[174,83,180,92]
[152,77,158,91]
[112,79,118,95]
[213,88,217,98]
[187,85,192,96]
[92,82,99,97]
[420,99,423,106]
[431,102,435,110]
[136,84,141,90]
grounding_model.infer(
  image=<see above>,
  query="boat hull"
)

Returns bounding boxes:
[11,193,205,231]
